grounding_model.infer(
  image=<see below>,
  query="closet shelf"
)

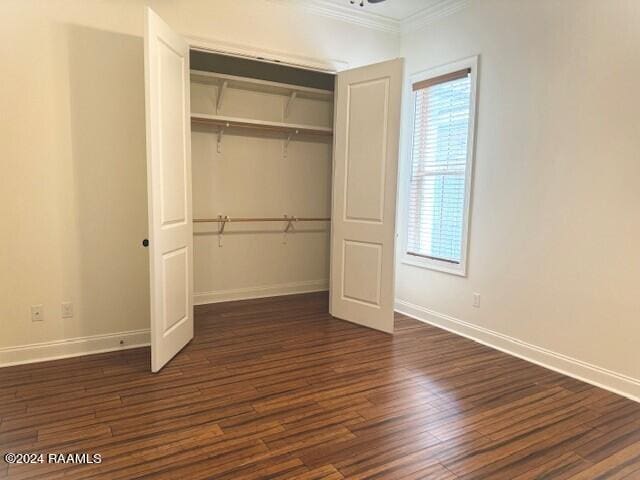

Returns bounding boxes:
[190,70,333,101]
[191,113,333,137]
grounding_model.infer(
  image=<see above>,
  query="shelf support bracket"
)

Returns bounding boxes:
[283,129,299,158]
[217,123,229,154]
[217,215,229,247]
[284,91,297,119]
[216,80,228,114]
[282,214,297,244]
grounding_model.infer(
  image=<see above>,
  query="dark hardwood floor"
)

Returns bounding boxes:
[1,292,639,479]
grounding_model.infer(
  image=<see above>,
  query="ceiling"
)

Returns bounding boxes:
[272,0,471,34]
[323,0,442,21]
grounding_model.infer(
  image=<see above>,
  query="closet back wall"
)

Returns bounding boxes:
[191,78,333,303]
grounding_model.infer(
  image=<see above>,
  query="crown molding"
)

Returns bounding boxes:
[268,0,470,36]
[268,0,400,34]
[401,0,471,34]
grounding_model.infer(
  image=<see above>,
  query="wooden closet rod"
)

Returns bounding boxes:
[193,217,330,223]
[194,216,330,245]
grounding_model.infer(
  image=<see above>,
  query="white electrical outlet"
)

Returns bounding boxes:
[61,302,73,319]
[31,305,44,321]
[473,293,481,308]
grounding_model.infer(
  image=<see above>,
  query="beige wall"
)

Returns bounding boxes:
[396,0,640,396]
[0,11,149,355]
[0,0,398,358]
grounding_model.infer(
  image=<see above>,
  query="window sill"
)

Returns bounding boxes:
[401,255,467,277]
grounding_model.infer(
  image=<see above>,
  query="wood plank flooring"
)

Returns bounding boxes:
[1,292,639,479]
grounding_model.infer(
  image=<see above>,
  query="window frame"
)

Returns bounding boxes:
[400,56,479,277]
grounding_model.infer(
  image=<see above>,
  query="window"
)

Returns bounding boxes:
[404,58,477,276]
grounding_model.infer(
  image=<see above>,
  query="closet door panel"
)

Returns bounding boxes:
[330,59,403,334]
[344,78,388,222]
[144,7,194,372]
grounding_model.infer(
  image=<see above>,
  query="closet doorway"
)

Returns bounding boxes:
[144,8,403,372]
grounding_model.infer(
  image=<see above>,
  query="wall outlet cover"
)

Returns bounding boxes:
[31,305,44,321]
[61,302,73,319]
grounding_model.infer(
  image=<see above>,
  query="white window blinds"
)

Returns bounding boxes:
[407,68,472,264]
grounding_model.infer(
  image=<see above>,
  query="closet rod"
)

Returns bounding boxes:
[193,217,330,223]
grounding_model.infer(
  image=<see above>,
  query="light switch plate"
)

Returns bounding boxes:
[473,293,481,308]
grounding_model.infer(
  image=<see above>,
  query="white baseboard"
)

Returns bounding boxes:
[395,299,640,403]
[2,281,328,368]
[0,329,150,368]
[194,279,329,305]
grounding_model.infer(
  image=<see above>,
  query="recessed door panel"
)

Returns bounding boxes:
[158,40,188,226]
[162,247,189,333]
[342,240,382,306]
[345,79,389,223]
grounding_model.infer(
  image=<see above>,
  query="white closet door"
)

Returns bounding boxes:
[330,59,403,334]
[144,7,194,372]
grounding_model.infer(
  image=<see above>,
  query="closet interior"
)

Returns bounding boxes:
[189,50,336,302]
